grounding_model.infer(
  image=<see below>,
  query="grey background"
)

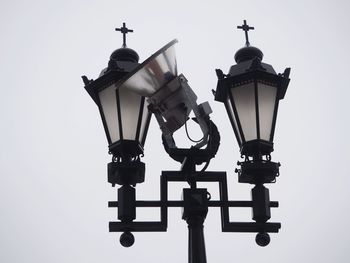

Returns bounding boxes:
[1,0,349,262]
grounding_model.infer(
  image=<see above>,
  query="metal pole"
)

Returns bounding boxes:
[187,216,207,263]
[182,188,208,263]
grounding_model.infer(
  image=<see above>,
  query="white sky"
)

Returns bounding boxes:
[1,0,350,262]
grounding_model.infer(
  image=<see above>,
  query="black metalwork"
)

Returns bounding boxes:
[115,22,134,48]
[237,20,254,46]
[161,118,220,166]
[82,29,152,159]
[213,24,291,229]
[236,159,280,184]
[108,159,145,186]
[108,118,280,261]
[215,21,291,159]
[83,21,289,263]
[108,156,281,253]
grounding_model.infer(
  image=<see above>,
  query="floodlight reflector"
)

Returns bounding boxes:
[117,39,178,96]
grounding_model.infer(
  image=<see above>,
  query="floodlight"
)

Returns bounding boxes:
[117,40,212,148]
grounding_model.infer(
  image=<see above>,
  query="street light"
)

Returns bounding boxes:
[214,20,291,247]
[215,20,290,159]
[215,20,290,186]
[83,23,151,160]
[82,20,290,262]
[117,39,213,150]
[82,24,152,246]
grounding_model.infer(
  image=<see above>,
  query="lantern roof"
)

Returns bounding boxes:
[110,47,139,63]
[234,20,263,63]
[228,58,276,77]
[105,22,140,72]
[234,46,263,63]
[230,20,276,76]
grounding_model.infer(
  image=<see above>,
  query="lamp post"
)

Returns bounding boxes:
[82,23,152,246]
[214,20,291,246]
[82,20,290,262]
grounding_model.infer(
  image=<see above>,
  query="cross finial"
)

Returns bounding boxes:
[115,22,134,48]
[237,20,254,46]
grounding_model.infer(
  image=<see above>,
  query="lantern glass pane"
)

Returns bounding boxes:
[98,84,120,143]
[258,83,277,141]
[225,99,242,145]
[139,99,151,145]
[231,82,257,141]
[119,87,143,141]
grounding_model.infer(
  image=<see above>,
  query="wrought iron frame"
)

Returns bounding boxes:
[108,170,280,233]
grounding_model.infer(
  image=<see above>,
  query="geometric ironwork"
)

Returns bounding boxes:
[109,169,281,244]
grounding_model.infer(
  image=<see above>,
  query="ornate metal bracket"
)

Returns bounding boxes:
[108,170,280,245]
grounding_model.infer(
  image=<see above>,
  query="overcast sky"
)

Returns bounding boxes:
[1,0,350,262]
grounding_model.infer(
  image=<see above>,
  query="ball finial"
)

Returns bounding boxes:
[120,231,135,247]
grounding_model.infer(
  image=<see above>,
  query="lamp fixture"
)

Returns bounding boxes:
[82,20,291,262]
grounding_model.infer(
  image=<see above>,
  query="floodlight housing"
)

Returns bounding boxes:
[116,40,213,148]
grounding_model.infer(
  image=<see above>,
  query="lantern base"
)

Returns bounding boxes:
[109,140,143,159]
[108,161,145,186]
[236,160,280,184]
[241,140,273,157]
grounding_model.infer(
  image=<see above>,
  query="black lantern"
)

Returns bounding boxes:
[215,20,290,184]
[215,22,290,159]
[82,24,151,159]
[83,21,288,254]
